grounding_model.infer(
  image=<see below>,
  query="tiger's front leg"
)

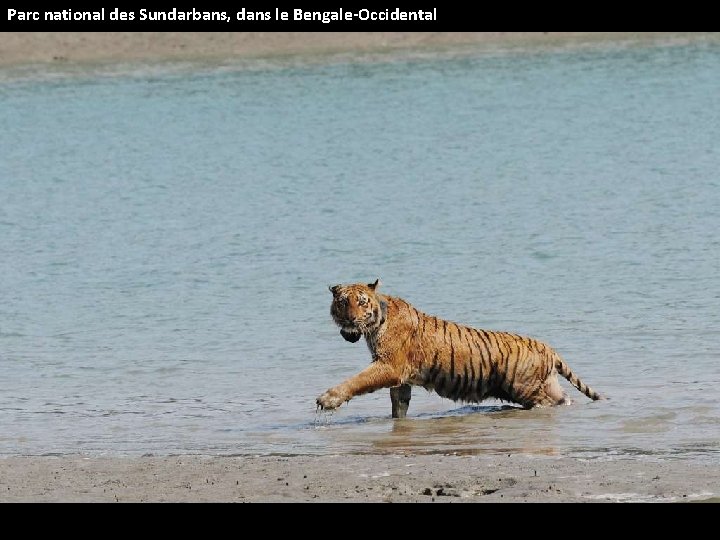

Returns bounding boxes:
[316,362,401,411]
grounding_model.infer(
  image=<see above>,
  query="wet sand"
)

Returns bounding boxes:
[0,453,716,502]
[0,32,712,67]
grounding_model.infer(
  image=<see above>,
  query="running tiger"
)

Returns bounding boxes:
[316,280,604,417]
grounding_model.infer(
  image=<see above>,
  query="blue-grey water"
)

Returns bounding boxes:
[1,40,719,460]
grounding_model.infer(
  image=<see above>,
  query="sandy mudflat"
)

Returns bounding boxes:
[0,32,713,68]
[0,453,717,502]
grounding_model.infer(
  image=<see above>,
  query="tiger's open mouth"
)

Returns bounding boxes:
[333,312,373,343]
[340,328,362,343]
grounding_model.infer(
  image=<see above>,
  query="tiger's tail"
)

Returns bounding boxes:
[553,353,605,401]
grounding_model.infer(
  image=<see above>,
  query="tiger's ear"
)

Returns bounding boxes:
[367,279,381,291]
[329,285,342,296]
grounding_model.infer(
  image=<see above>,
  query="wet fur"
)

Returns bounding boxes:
[317,280,604,412]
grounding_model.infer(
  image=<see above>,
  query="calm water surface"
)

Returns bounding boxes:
[1,40,719,460]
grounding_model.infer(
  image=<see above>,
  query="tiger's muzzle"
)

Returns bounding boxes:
[340,327,362,343]
[336,314,373,343]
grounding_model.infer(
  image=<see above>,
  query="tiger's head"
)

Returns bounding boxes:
[329,279,387,343]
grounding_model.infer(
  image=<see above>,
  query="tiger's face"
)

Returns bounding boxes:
[329,279,384,343]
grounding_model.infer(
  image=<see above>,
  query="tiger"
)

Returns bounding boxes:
[316,279,604,417]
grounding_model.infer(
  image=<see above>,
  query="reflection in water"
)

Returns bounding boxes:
[360,405,561,456]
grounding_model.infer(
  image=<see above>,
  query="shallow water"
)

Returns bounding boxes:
[1,40,719,460]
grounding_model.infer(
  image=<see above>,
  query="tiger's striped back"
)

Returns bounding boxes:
[387,299,604,408]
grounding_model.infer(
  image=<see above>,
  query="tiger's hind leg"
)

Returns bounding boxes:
[527,374,571,408]
[390,384,412,418]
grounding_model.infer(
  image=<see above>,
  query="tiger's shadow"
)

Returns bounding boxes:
[312,403,523,428]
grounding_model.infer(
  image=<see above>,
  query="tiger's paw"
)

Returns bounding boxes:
[316,389,347,410]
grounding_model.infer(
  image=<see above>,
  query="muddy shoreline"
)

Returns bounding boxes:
[1,453,716,502]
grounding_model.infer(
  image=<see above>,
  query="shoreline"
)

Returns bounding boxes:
[0,32,715,69]
[0,453,717,502]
